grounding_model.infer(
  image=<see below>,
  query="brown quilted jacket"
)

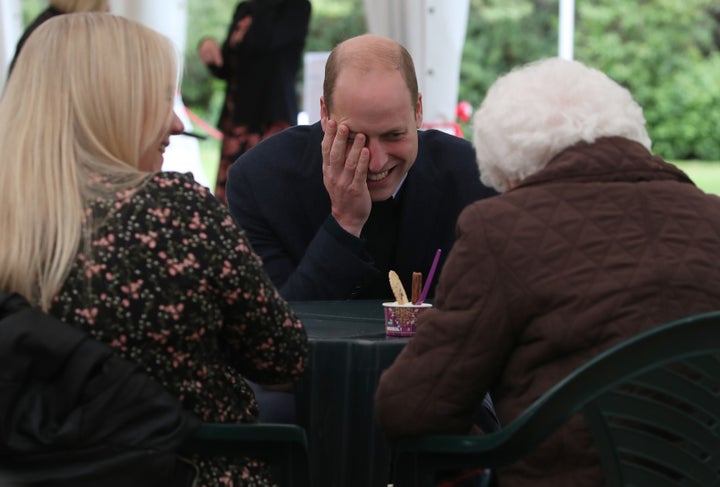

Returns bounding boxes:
[375,137,720,486]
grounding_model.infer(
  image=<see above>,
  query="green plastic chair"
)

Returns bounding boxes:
[180,423,310,487]
[392,310,720,487]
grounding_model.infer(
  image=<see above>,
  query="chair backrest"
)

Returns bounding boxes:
[0,292,310,487]
[0,292,201,487]
[393,311,720,486]
[180,423,311,487]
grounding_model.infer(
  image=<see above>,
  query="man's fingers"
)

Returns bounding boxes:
[344,133,366,172]
[328,124,349,169]
[321,119,337,164]
[322,124,370,207]
[352,147,370,186]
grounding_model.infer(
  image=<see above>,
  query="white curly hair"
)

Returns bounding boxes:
[472,57,651,193]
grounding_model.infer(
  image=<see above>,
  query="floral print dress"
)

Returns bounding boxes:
[50,172,308,486]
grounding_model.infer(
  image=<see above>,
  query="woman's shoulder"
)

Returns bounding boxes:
[140,171,215,203]
[117,171,224,224]
[100,171,237,251]
[148,170,210,191]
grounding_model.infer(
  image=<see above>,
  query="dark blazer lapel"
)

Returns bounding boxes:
[395,142,445,290]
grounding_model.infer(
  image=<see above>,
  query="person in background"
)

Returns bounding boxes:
[0,13,307,485]
[374,56,720,486]
[7,0,109,77]
[227,34,497,301]
[198,0,312,204]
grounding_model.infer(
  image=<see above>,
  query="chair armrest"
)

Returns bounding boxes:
[180,422,307,457]
[180,423,310,487]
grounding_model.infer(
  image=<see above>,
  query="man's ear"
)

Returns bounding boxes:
[320,96,328,131]
[415,92,423,128]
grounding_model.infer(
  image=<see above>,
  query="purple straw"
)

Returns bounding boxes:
[415,248,442,304]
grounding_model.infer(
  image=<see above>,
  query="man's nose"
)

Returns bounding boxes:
[367,138,387,172]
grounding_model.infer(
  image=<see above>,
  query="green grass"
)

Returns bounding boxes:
[195,140,720,198]
[673,161,720,196]
[199,138,221,187]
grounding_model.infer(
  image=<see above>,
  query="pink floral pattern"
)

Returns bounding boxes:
[51,172,308,486]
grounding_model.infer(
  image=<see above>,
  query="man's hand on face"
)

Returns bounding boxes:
[321,119,371,237]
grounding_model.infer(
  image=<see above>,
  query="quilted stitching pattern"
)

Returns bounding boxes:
[376,137,720,486]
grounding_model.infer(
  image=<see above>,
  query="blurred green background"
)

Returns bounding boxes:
[668,161,720,195]
[196,142,720,196]
[19,0,720,194]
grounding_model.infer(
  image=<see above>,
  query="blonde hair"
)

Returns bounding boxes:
[0,13,178,309]
[472,57,651,193]
[49,0,109,13]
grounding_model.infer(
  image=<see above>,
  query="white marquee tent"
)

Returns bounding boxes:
[0,0,575,185]
[1,0,577,116]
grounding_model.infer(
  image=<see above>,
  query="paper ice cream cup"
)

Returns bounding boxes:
[383,302,432,337]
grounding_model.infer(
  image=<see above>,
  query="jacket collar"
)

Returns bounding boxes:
[517,137,694,190]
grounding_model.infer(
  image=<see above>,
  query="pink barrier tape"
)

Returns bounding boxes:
[184,106,223,141]
[421,121,464,138]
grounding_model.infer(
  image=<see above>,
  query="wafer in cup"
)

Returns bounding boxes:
[388,270,409,304]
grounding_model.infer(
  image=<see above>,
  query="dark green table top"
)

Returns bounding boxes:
[288,300,409,486]
[290,300,395,340]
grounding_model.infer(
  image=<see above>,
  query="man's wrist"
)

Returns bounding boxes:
[331,213,365,238]
[323,215,364,254]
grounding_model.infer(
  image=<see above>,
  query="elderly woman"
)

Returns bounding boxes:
[0,13,307,486]
[375,57,720,485]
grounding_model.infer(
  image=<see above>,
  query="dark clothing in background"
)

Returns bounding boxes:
[7,7,63,77]
[208,0,312,204]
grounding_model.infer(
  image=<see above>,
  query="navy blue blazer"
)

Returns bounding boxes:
[227,122,496,300]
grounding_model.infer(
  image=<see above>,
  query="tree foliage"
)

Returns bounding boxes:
[573,0,720,159]
[21,0,719,159]
[459,0,720,160]
[460,1,558,110]
[182,0,365,125]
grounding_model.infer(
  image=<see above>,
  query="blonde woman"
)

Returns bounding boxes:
[7,0,109,76]
[0,13,307,486]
